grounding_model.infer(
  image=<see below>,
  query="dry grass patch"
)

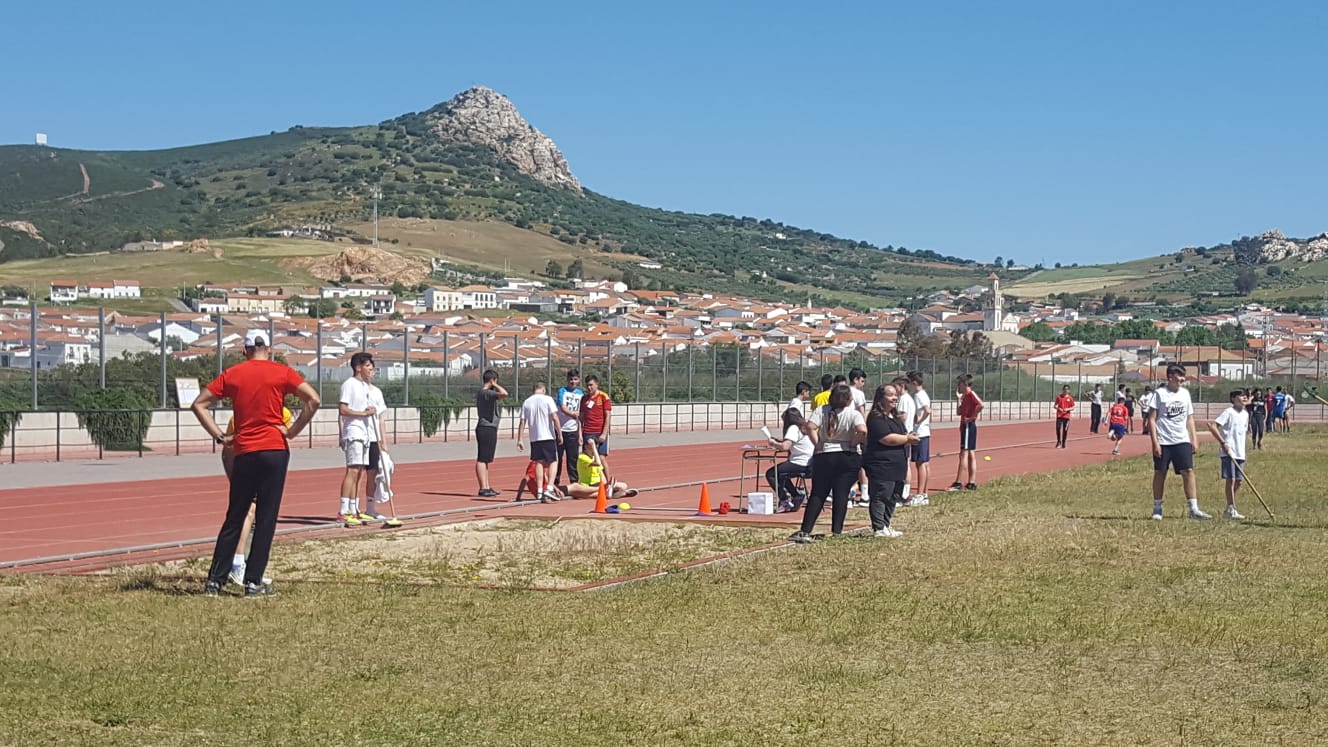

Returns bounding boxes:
[148,518,790,589]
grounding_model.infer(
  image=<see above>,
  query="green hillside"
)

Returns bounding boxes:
[0,111,1002,302]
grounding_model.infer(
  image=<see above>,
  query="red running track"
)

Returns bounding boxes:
[0,422,1156,573]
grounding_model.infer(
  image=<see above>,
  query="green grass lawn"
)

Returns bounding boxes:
[3,430,1328,745]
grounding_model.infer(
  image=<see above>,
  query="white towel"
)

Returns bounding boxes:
[373,449,395,503]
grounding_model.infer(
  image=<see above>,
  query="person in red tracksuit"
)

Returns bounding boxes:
[1054,385,1074,448]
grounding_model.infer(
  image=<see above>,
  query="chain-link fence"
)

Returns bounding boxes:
[4,305,1327,414]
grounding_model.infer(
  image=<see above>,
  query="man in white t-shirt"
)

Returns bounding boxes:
[337,352,381,526]
[1207,389,1250,520]
[892,375,917,500]
[904,371,933,506]
[849,368,869,505]
[1147,364,1210,520]
[517,381,563,502]
[787,380,812,418]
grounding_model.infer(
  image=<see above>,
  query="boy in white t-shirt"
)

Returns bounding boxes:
[1147,364,1210,520]
[892,375,917,500]
[848,368,869,505]
[337,352,380,526]
[1207,390,1250,520]
[903,371,932,506]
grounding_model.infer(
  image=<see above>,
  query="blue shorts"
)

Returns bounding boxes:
[959,422,977,451]
[1109,423,1127,439]
[584,433,609,455]
[1220,456,1245,480]
[911,436,931,463]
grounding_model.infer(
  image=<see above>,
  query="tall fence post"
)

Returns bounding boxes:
[159,311,168,409]
[316,318,323,402]
[479,332,488,372]
[512,335,520,395]
[215,314,223,378]
[662,343,669,402]
[687,342,694,401]
[443,331,450,401]
[403,322,412,406]
[29,303,37,410]
[735,345,741,401]
[546,336,553,385]
[98,307,106,390]
[634,341,641,402]
[757,348,764,402]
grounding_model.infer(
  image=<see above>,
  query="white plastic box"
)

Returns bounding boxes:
[746,491,776,515]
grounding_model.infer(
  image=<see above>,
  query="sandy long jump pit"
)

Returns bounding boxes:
[145,519,792,590]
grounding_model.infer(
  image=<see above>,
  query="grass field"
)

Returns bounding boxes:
[4,431,1328,745]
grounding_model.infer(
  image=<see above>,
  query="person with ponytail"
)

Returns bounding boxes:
[789,383,866,543]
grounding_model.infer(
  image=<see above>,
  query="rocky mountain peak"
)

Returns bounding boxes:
[428,86,582,192]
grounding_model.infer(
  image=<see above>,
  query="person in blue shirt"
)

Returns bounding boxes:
[554,369,584,486]
[1271,386,1287,433]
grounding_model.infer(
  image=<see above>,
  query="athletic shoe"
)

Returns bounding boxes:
[356,511,378,523]
[1224,506,1245,520]
[1111,448,1120,455]
[903,494,930,507]
[873,527,903,538]
[965,483,977,491]
[1187,508,1213,520]
[788,531,817,544]
[1151,512,1163,521]
[243,582,276,599]
[203,580,222,597]
[542,488,561,502]
[229,564,246,586]
[478,488,501,497]
[339,513,361,527]
[947,482,964,492]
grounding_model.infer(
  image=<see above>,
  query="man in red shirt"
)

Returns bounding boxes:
[949,374,984,491]
[191,330,320,597]
[1054,385,1075,448]
[578,374,614,482]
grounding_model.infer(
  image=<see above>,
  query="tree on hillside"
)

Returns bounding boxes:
[896,318,947,359]
[1021,321,1057,342]
[544,260,564,278]
[567,259,584,279]
[994,256,1004,267]
[946,330,993,360]
[1101,291,1117,310]
[1235,268,1258,295]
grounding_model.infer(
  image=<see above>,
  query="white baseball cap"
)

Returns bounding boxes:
[244,330,268,348]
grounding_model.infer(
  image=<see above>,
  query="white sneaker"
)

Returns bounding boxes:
[1187,508,1213,520]
[229,564,245,586]
[1151,511,1163,521]
[1224,506,1245,520]
[542,488,561,502]
[873,527,903,538]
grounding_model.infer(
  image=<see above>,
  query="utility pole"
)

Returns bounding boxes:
[370,187,382,248]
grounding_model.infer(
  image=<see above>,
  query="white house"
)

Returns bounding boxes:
[424,288,465,312]
[459,285,498,310]
[50,280,78,303]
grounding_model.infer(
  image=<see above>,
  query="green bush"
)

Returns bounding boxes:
[0,396,23,451]
[73,389,153,451]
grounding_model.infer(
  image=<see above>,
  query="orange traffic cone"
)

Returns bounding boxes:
[694,483,715,516]
[592,480,609,514]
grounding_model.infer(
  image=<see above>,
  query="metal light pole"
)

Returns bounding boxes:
[371,187,382,248]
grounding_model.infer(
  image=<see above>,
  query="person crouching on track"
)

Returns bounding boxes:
[788,383,866,543]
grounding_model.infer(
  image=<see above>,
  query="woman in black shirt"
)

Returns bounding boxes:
[864,384,919,538]
[1248,387,1266,449]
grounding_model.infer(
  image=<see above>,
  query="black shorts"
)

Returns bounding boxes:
[476,426,498,463]
[367,442,380,471]
[530,439,557,463]
[1153,442,1194,474]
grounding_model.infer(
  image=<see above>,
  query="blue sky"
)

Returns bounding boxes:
[3,1,1326,264]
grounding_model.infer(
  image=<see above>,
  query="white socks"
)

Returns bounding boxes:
[340,497,351,514]
[902,483,911,499]
[1187,498,1199,511]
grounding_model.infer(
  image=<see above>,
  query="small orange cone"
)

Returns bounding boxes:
[592,480,609,514]
[694,483,715,516]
